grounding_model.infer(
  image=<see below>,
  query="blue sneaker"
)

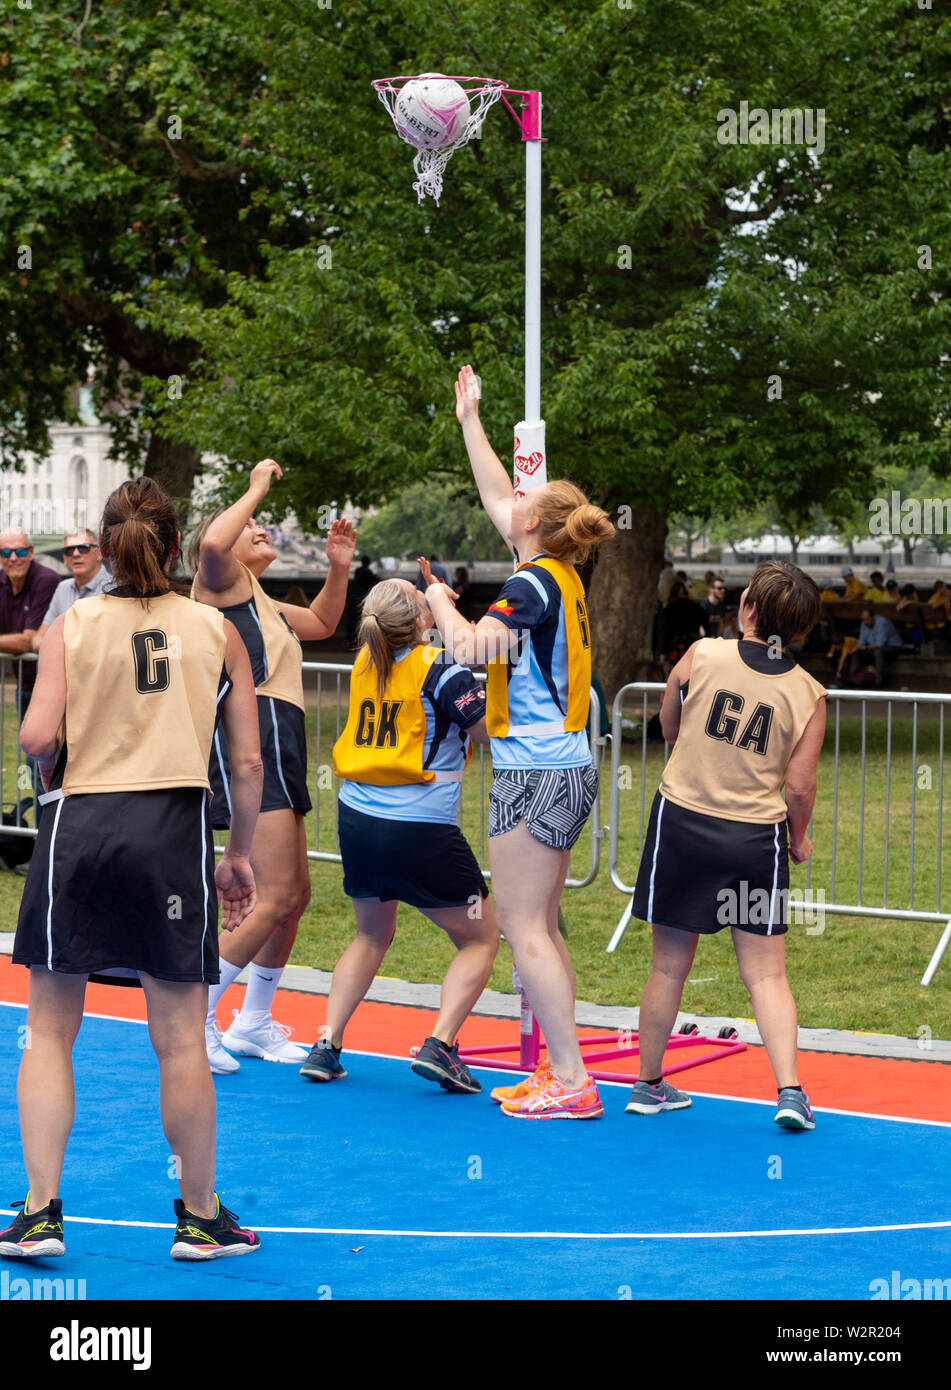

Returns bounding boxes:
[625,1078,692,1115]
[774,1087,815,1130]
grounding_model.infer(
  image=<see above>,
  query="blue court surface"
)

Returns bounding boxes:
[1,1003,949,1301]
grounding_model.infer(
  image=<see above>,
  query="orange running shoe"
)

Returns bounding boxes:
[490,1061,552,1105]
[500,1070,604,1120]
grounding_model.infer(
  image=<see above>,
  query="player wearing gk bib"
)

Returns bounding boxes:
[628,561,826,1130]
[299,578,499,1092]
[2,479,263,1263]
[189,460,356,1072]
[424,365,614,1120]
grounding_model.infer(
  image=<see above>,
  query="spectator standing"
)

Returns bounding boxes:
[0,529,61,838]
[658,580,706,671]
[699,577,728,637]
[657,554,676,605]
[0,529,60,712]
[346,555,379,644]
[453,565,473,619]
[31,530,114,651]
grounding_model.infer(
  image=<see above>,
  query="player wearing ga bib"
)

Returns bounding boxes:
[300,577,499,1096]
[628,562,826,1132]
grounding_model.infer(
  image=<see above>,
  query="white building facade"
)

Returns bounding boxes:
[0,388,127,542]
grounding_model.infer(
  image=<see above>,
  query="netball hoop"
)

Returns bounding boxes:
[374,70,548,1071]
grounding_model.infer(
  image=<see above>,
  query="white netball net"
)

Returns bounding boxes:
[373,76,506,205]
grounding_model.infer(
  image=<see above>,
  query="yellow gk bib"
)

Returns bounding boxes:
[334,645,466,785]
[486,556,591,738]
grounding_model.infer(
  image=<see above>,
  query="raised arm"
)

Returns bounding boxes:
[194,460,283,603]
[274,518,357,641]
[455,365,515,553]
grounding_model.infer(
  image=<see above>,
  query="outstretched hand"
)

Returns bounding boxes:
[248,459,283,497]
[418,556,458,603]
[325,518,358,568]
[454,364,481,426]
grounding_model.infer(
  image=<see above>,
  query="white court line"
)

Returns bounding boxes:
[0,1210,950,1241]
[3,1000,951,1128]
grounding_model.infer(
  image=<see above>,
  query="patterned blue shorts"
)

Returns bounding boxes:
[488,764,599,851]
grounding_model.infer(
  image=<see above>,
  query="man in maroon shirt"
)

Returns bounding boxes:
[0,529,60,681]
[0,528,61,840]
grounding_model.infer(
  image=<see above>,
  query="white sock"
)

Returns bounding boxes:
[206,959,243,1028]
[238,962,284,1029]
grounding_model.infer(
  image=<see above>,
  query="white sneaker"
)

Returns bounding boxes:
[220,1010,310,1064]
[206,1021,241,1074]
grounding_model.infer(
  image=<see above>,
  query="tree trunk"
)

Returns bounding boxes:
[143,434,201,518]
[587,502,667,701]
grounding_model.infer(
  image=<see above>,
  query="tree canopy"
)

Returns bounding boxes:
[4,0,950,689]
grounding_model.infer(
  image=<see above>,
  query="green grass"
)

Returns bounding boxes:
[1,687,948,1038]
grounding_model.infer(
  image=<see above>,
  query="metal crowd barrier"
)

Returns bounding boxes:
[3,655,946,982]
[0,657,606,892]
[606,682,950,986]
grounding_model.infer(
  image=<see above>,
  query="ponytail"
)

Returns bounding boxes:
[100,478,179,599]
[531,481,615,565]
[357,581,422,701]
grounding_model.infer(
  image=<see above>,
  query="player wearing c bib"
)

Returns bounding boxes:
[299,578,499,1094]
[2,479,263,1264]
[424,365,614,1120]
[627,561,826,1129]
[189,460,356,1072]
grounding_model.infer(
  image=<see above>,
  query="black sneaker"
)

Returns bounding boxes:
[0,1197,65,1258]
[411,1036,481,1094]
[300,1038,347,1081]
[170,1195,260,1261]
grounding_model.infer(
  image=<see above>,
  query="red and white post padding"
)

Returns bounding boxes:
[513,421,547,498]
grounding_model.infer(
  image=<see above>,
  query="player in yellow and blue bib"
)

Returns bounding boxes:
[299,577,500,1096]
[423,364,615,1122]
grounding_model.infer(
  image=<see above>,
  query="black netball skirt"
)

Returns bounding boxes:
[209,694,311,829]
[338,800,488,911]
[12,786,220,983]
[631,791,790,937]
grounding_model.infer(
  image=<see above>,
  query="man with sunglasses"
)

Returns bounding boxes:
[0,529,60,666]
[0,528,61,839]
[30,529,113,651]
[699,576,728,638]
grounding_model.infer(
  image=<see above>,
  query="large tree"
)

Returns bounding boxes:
[6,1,951,692]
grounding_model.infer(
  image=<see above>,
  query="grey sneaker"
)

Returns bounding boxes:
[300,1038,348,1081]
[774,1087,815,1130]
[625,1078,692,1115]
